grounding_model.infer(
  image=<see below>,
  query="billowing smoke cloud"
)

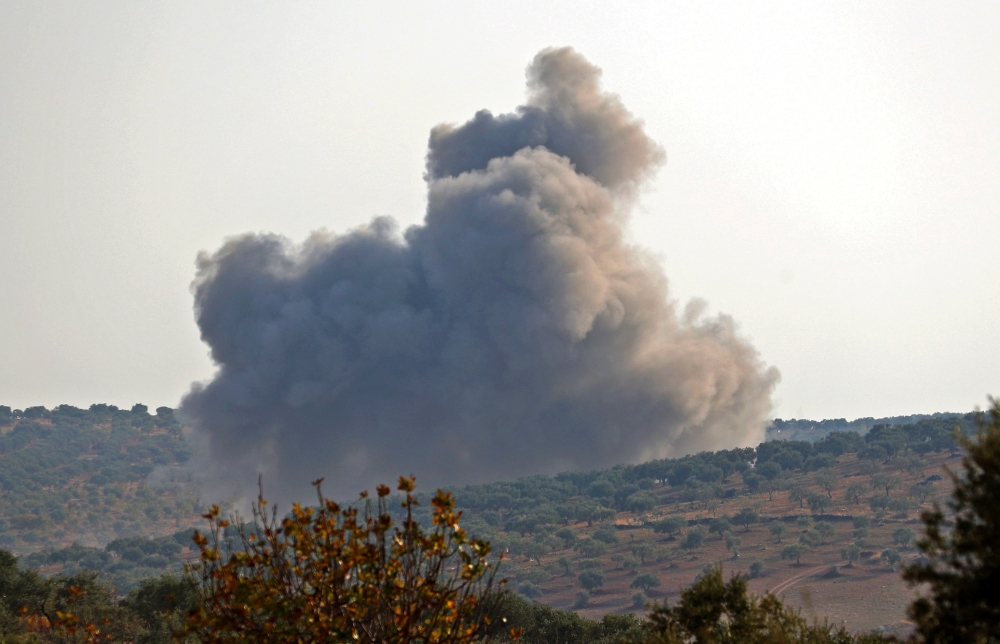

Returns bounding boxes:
[180,48,779,500]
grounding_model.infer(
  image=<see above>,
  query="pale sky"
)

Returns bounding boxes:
[1,1,997,421]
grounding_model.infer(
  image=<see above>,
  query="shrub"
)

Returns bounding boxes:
[184,477,503,644]
[749,559,764,579]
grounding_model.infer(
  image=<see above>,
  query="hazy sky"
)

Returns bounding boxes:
[1,1,997,421]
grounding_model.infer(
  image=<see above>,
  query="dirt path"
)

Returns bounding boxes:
[768,564,828,596]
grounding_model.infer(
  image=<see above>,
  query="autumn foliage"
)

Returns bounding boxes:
[184,476,509,644]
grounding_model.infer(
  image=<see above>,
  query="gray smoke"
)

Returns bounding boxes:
[180,47,779,501]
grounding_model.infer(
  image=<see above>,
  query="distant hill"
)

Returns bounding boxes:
[0,403,206,555]
[765,411,968,442]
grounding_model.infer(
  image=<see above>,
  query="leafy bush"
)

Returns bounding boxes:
[185,477,503,644]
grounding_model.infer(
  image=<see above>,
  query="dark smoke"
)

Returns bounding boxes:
[180,47,779,500]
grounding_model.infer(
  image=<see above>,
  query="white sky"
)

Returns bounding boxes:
[1,1,997,421]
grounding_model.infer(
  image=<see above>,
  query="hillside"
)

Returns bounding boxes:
[433,413,976,632]
[0,402,980,630]
[0,404,206,553]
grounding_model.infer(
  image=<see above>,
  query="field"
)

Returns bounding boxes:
[494,449,961,634]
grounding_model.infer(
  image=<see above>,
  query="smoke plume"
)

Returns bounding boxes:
[180,48,779,500]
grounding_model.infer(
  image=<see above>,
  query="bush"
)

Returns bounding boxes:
[749,559,764,579]
[184,477,503,644]
[631,591,648,609]
[734,508,759,531]
[573,591,590,609]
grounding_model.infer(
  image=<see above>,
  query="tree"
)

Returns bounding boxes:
[632,542,654,564]
[904,399,1000,643]
[708,517,731,540]
[724,532,741,559]
[9,549,146,644]
[781,544,807,566]
[748,560,764,579]
[518,582,542,599]
[641,566,885,644]
[757,462,782,481]
[881,548,902,571]
[631,573,661,592]
[815,521,835,544]
[653,516,685,539]
[734,508,758,532]
[799,530,822,548]
[768,522,785,543]
[184,477,505,644]
[574,538,608,558]
[742,472,763,496]
[578,570,605,592]
[892,527,914,548]
[883,473,904,497]
[841,543,862,567]
[814,469,840,498]
[869,494,890,517]
[787,484,808,509]
[761,478,783,502]
[680,527,706,551]
[555,527,576,549]
[575,502,615,527]
[845,481,867,505]
[806,493,831,514]
[910,481,935,504]
[557,556,572,576]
